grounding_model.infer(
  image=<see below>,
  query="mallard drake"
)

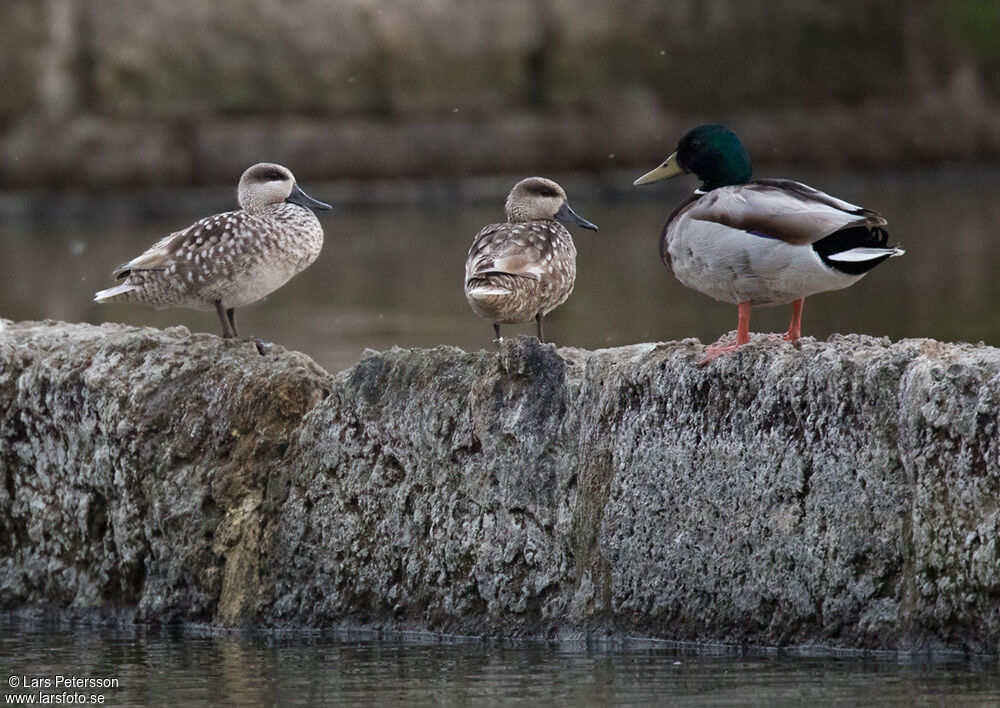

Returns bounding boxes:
[465,177,597,344]
[634,124,904,364]
[94,163,331,340]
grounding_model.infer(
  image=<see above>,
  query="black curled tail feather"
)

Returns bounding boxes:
[813,225,897,276]
[868,226,890,247]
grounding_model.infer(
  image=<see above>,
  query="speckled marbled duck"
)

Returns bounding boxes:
[633,125,904,364]
[94,162,331,340]
[465,177,597,344]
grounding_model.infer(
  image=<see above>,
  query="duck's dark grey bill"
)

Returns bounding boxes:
[286,184,333,211]
[554,201,598,231]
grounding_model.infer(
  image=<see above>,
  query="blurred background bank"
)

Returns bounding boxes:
[2,0,999,188]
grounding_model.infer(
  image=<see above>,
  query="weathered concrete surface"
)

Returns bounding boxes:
[0,321,331,623]
[2,321,1000,653]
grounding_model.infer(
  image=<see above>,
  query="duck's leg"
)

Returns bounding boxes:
[226,308,240,338]
[493,323,502,349]
[215,300,237,339]
[783,298,804,342]
[218,301,269,354]
[698,302,752,366]
[535,312,545,343]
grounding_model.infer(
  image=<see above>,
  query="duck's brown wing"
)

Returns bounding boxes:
[465,223,550,283]
[113,209,246,279]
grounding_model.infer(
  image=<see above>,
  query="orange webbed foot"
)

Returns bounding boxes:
[697,337,746,366]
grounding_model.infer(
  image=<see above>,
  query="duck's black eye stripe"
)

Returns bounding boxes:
[252,168,287,181]
[531,187,559,197]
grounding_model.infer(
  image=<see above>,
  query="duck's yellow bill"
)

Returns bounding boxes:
[633,152,685,186]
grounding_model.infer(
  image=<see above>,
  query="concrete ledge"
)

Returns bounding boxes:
[2,320,999,653]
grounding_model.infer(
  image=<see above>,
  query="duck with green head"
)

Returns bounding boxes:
[634,124,904,365]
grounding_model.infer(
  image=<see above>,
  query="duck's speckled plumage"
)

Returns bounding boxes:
[465,220,577,323]
[464,177,596,340]
[102,204,323,311]
[95,163,329,336]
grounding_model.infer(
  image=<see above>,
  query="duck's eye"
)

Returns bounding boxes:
[531,186,559,198]
[263,170,287,181]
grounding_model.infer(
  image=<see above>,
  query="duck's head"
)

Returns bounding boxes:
[633,124,753,191]
[505,177,598,231]
[238,162,332,215]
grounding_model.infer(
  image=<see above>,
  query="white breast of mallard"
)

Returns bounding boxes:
[532,221,577,314]
[188,204,324,309]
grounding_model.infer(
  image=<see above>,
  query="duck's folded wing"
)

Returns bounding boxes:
[112,209,248,279]
[112,228,191,278]
[688,179,887,246]
[465,224,545,283]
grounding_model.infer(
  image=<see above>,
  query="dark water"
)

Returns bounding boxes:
[3,171,1000,703]
[1,618,998,707]
[3,168,1000,372]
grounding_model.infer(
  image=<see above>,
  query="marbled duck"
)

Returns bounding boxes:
[94,162,331,340]
[465,177,597,344]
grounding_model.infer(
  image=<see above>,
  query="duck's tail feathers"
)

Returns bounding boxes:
[94,283,136,303]
[814,225,904,275]
[466,283,513,299]
[827,246,905,262]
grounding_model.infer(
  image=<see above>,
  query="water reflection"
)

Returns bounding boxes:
[2,168,1000,373]
[1,617,998,707]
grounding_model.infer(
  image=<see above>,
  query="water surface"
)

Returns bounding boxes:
[2,168,999,372]
[1,618,998,707]
[3,172,1000,702]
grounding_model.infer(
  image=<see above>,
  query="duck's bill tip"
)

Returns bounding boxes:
[554,202,598,231]
[633,152,685,186]
[286,184,333,211]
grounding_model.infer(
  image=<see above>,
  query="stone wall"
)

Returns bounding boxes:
[2,320,1000,652]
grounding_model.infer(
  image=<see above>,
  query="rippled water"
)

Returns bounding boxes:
[1,617,998,707]
[3,173,1000,702]
[3,168,1000,372]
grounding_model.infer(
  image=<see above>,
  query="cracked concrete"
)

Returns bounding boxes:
[2,321,1000,652]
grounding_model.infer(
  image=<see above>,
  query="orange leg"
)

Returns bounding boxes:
[699,302,752,366]
[735,301,751,346]
[783,298,804,343]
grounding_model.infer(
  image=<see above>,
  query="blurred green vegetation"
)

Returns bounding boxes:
[938,0,1000,64]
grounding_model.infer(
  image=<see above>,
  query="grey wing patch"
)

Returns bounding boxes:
[688,181,886,246]
[753,179,887,224]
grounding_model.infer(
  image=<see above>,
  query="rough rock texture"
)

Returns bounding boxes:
[0,321,331,623]
[2,321,1000,653]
